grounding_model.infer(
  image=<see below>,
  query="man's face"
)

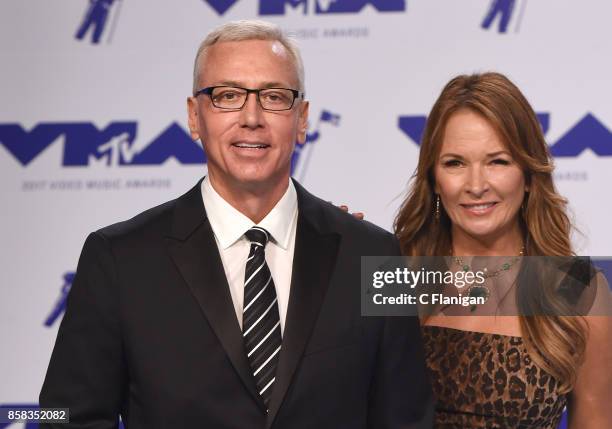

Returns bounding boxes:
[188,39,308,192]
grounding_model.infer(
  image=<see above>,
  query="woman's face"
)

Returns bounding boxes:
[434,109,527,245]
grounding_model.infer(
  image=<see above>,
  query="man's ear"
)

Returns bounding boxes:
[296,100,309,145]
[187,97,201,141]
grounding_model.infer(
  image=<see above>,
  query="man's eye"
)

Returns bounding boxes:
[220,92,239,100]
[213,90,243,102]
[262,92,289,103]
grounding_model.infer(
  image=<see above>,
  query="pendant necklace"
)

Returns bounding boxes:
[452,246,525,311]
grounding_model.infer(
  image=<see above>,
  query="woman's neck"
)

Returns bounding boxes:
[451,225,524,256]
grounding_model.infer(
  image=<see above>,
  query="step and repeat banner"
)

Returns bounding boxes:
[1,0,611,427]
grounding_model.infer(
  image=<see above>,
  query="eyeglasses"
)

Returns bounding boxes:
[194,86,304,111]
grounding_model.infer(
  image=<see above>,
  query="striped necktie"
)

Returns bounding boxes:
[242,227,282,407]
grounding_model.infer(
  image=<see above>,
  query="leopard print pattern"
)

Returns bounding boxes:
[421,325,567,429]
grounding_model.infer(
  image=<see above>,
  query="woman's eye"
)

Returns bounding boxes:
[444,160,462,167]
[491,159,510,165]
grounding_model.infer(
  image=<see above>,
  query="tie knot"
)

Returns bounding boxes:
[245,227,270,247]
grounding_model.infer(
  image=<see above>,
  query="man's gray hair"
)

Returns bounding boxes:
[192,20,305,95]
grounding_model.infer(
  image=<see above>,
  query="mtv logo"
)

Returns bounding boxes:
[0,122,206,167]
[1,115,334,173]
[203,0,405,16]
[398,113,612,157]
[548,114,612,157]
[202,0,240,15]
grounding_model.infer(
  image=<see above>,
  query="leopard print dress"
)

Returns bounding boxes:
[421,325,567,429]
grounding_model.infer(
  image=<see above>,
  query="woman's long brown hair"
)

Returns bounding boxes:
[394,72,586,393]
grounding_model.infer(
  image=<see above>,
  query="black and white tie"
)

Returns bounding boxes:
[242,227,282,407]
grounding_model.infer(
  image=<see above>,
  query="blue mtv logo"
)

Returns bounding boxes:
[203,0,405,15]
[481,0,528,34]
[75,0,122,44]
[0,122,205,167]
[397,113,612,157]
[0,110,339,170]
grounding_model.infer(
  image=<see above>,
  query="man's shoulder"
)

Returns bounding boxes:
[97,198,176,240]
[95,183,200,244]
[295,182,397,248]
[319,198,393,239]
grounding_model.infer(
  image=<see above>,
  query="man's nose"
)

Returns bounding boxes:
[238,92,265,129]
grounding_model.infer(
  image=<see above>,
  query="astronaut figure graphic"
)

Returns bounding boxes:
[290,110,340,179]
[481,0,517,33]
[75,0,116,44]
[44,272,75,327]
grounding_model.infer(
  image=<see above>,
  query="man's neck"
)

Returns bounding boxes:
[208,173,290,224]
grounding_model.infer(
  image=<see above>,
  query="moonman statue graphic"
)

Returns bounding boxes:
[481,0,516,33]
[44,272,75,327]
[290,110,340,178]
[75,0,116,44]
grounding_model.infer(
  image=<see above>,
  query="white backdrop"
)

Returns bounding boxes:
[1,0,611,423]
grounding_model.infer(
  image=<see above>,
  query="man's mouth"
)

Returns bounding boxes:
[232,142,270,149]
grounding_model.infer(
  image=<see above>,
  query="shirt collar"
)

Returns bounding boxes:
[201,176,298,250]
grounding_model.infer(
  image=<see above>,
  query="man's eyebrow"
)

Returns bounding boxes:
[212,81,243,87]
[211,81,292,89]
[260,81,292,89]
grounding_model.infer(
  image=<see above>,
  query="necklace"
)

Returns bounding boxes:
[452,246,525,311]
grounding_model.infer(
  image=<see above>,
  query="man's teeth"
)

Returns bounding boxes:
[234,143,267,148]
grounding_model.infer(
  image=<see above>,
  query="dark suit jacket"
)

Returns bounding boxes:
[40,179,432,428]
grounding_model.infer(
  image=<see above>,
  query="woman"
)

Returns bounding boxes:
[394,72,612,428]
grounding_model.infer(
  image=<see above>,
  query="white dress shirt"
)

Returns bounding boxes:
[201,176,298,336]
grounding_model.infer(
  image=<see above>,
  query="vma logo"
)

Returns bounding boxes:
[481,0,528,34]
[0,110,339,171]
[398,113,612,157]
[0,122,205,167]
[203,0,405,15]
[75,0,122,44]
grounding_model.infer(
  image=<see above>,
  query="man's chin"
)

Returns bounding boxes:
[230,171,290,191]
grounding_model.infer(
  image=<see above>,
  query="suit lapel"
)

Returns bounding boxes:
[265,181,341,428]
[164,181,266,411]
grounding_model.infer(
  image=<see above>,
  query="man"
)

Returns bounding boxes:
[40,20,432,428]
